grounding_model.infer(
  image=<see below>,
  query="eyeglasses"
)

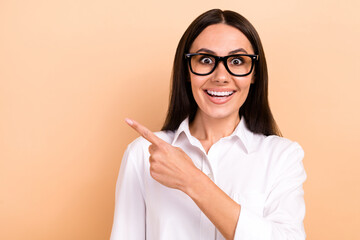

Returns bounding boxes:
[185,53,258,77]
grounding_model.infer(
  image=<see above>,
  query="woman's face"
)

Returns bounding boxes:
[188,23,255,121]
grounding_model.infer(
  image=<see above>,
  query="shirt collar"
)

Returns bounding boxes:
[171,116,254,154]
[171,117,192,146]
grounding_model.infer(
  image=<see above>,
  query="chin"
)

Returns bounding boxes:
[202,109,239,120]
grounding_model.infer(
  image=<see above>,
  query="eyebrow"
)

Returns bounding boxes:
[196,48,216,54]
[195,48,249,55]
[229,48,248,54]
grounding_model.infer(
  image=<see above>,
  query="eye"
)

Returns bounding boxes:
[199,57,213,64]
[230,57,244,65]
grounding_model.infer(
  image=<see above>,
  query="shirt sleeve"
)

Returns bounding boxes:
[234,142,307,239]
[110,144,146,240]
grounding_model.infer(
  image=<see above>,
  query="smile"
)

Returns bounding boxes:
[205,90,235,97]
[204,89,236,104]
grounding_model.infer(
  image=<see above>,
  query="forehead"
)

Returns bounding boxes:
[189,23,254,54]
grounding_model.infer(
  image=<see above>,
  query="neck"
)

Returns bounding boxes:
[189,111,240,145]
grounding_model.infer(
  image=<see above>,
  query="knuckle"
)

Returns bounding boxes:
[149,164,155,172]
[150,169,157,179]
[149,167,155,176]
[160,142,170,151]
[159,142,169,149]
[151,161,160,169]
[151,152,160,161]
[142,130,149,139]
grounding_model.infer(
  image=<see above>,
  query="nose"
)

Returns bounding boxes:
[212,61,230,83]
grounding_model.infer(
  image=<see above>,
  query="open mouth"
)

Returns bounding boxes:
[205,90,235,98]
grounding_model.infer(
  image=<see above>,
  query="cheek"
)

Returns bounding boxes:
[234,78,253,103]
[235,76,253,91]
[190,76,206,95]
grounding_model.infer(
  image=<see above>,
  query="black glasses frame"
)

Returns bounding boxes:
[185,53,258,77]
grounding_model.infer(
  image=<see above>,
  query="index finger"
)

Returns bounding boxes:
[125,118,164,146]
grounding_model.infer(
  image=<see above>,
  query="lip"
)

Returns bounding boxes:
[203,89,236,105]
[205,88,237,92]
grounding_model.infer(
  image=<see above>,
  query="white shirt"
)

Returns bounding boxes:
[110,117,307,240]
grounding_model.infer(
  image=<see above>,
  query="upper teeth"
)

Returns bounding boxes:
[206,90,234,96]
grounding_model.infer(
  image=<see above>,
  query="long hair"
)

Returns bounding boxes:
[161,9,281,136]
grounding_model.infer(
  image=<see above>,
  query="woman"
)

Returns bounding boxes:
[110,9,306,240]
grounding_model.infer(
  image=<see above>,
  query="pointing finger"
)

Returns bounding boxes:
[125,118,164,146]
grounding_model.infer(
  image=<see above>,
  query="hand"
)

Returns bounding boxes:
[125,118,200,192]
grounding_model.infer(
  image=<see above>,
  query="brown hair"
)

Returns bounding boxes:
[161,9,281,136]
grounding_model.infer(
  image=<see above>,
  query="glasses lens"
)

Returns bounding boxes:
[227,55,253,75]
[190,54,216,75]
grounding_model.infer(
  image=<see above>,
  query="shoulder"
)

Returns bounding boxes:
[251,133,304,166]
[252,132,303,153]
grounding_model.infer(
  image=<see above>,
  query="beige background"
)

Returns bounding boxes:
[1,0,359,239]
